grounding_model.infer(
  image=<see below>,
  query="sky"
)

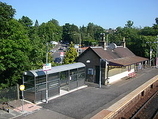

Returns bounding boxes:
[1,0,158,29]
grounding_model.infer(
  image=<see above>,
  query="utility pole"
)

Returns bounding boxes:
[156,35,158,68]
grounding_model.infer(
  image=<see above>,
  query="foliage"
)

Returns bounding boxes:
[0,2,16,39]
[0,1,158,89]
[62,23,79,43]
[0,19,32,87]
[107,20,158,58]
[63,42,78,64]
[125,20,134,28]
[38,21,62,43]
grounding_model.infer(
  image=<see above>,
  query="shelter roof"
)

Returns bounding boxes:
[24,62,85,77]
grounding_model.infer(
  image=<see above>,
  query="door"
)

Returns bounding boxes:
[95,66,100,83]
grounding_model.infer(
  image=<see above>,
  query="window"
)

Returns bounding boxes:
[88,68,93,75]
[128,65,131,71]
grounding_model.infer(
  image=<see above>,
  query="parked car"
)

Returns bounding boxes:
[54,57,62,63]
[58,47,63,50]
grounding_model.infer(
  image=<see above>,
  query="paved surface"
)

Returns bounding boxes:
[1,67,158,119]
[0,100,41,119]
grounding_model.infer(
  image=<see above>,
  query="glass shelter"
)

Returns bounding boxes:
[23,62,85,103]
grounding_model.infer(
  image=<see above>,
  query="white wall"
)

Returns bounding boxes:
[107,68,135,84]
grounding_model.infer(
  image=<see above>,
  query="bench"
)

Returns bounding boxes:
[128,72,136,78]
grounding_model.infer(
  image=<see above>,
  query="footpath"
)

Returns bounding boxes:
[0,100,41,119]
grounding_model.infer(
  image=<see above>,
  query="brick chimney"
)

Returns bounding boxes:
[99,33,107,50]
[122,37,126,48]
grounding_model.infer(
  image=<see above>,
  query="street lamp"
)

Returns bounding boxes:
[156,35,158,68]
[146,35,158,67]
[43,42,51,103]
[46,42,48,103]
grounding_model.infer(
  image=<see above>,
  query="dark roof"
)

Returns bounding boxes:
[109,56,148,66]
[77,46,148,66]
[92,47,135,60]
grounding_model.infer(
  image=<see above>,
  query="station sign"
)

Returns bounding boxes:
[20,85,25,91]
[43,63,51,71]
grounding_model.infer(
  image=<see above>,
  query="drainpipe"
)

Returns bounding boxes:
[99,59,102,88]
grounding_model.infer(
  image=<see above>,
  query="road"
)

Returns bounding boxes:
[14,68,158,119]
[52,43,67,63]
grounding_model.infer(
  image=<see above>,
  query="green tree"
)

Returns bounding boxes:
[34,19,39,27]
[63,42,78,64]
[125,20,134,28]
[38,21,62,43]
[0,2,16,39]
[155,17,158,25]
[19,16,33,28]
[0,19,32,88]
[62,23,79,43]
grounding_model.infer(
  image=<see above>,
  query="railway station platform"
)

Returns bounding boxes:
[1,67,158,119]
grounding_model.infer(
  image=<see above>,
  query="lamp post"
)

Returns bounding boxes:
[44,42,51,103]
[156,35,158,68]
[20,84,25,112]
[146,35,158,67]
[46,42,48,103]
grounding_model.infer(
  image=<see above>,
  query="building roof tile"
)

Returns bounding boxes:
[88,46,148,66]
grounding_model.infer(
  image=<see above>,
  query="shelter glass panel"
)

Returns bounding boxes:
[36,82,46,92]
[48,79,59,89]
[70,69,77,75]
[48,73,59,81]
[70,69,77,81]
[60,71,69,80]
[24,76,34,90]
[78,67,85,73]
[78,72,85,80]
[36,76,46,84]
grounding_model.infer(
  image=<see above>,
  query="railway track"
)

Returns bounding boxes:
[131,91,158,119]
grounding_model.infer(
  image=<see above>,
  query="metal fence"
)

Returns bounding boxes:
[0,84,19,103]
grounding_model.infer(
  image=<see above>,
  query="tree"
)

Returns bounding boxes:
[125,20,134,28]
[34,19,39,27]
[19,16,33,28]
[63,42,78,64]
[62,23,79,43]
[155,18,158,25]
[38,21,62,43]
[0,19,32,88]
[49,18,59,26]
[0,2,16,39]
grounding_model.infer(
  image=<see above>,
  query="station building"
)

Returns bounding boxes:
[76,40,148,85]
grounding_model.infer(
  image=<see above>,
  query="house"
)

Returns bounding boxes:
[76,40,148,85]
